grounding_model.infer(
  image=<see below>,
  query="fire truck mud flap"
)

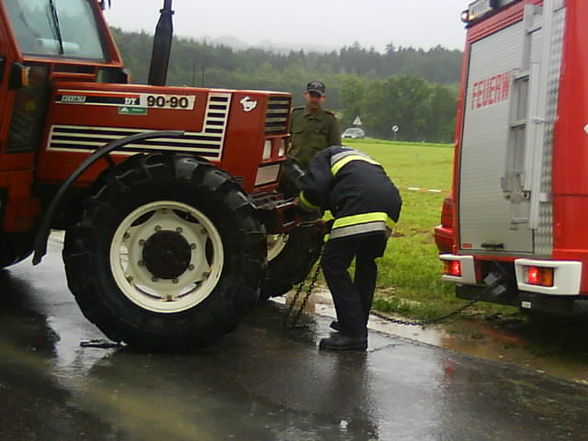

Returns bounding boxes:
[62,152,266,351]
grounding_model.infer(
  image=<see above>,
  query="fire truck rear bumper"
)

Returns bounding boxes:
[441,254,588,315]
[440,254,583,296]
[514,259,582,296]
[455,284,588,317]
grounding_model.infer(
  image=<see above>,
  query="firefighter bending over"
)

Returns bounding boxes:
[297,146,402,351]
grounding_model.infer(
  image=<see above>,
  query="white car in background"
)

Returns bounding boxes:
[342,127,366,139]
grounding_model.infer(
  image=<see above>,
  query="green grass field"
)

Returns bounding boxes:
[342,138,511,319]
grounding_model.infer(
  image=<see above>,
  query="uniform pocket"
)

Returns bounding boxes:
[311,127,328,145]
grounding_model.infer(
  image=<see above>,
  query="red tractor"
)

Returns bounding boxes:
[0,0,322,350]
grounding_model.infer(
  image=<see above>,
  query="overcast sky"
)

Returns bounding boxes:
[104,0,469,52]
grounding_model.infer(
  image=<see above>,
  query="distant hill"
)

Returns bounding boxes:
[110,28,461,142]
[175,34,347,54]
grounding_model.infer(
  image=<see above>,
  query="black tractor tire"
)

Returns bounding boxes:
[260,223,325,300]
[0,230,35,269]
[63,153,266,351]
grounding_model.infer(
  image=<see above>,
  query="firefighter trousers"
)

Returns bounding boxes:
[321,234,387,337]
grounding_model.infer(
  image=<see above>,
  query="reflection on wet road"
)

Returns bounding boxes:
[1,241,588,441]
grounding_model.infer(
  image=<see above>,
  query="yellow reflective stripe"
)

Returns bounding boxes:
[331,155,380,175]
[299,191,320,211]
[332,212,395,229]
[385,217,396,230]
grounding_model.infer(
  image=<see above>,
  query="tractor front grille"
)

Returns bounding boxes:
[265,96,291,134]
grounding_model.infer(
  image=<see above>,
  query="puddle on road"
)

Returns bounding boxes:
[46,230,588,385]
[280,288,588,384]
[442,314,588,384]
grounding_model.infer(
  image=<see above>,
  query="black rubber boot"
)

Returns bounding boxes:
[319,332,367,351]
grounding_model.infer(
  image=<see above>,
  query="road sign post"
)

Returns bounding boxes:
[391,125,399,141]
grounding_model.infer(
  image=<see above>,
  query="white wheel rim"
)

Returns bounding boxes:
[109,201,224,313]
[267,234,288,262]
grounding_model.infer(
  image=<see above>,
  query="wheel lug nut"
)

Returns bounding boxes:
[191,243,197,250]
[189,264,195,271]
[155,225,162,232]
[202,271,211,278]
[139,240,145,246]
[123,233,130,239]
[151,276,158,282]
[172,279,179,284]
[138,260,144,266]
[200,228,206,234]
[176,227,183,233]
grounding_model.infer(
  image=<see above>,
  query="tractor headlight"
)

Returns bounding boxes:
[262,140,272,161]
[255,164,281,187]
[278,139,287,158]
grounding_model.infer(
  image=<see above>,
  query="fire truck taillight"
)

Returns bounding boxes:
[444,260,462,277]
[525,266,554,288]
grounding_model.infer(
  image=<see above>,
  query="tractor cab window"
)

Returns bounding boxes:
[5,0,107,61]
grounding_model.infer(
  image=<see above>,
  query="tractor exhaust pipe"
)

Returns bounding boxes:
[148,0,174,86]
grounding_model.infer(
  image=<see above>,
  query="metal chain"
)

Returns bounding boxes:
[284,262,477,329]
[369,299,478,327]
[283,261,322,329]
[283,238,479,329]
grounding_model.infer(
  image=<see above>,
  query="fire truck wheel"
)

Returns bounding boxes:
[0,230,34,269]
[259,224,324,300]
[63,153,266,351]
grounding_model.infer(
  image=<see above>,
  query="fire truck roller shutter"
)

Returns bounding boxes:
[63,153,266,351]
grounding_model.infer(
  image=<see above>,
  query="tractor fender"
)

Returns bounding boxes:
[32,130,184,265]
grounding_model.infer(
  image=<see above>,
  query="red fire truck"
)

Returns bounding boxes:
[0,0,322,350]
[435,0,588,315]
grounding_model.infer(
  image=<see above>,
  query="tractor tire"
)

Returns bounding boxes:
[260,223,325,300]
[63,153,266,351]
[0,230,34,269]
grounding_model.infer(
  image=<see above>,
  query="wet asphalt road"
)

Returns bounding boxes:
[1,241,588,441]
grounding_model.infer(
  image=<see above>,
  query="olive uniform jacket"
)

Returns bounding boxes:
[289,106,341,168]
[299,146,402,241]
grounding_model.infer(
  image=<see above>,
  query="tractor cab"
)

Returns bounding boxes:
[0,0,124,233]
[6,0,110,62]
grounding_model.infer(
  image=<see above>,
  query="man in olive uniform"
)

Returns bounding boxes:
[289,81,341,169]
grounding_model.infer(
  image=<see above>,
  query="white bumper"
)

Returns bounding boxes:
[440,254,583,296]
[440,254,477,284]
[514,259,582,295]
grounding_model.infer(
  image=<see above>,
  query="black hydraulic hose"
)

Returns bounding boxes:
[32,130,184,265]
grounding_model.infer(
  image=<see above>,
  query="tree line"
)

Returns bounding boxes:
[111,28,461,143]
